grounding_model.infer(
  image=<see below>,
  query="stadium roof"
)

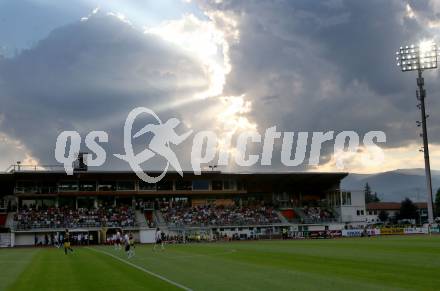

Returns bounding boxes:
[1,170,348,180]
[0,171,348,195]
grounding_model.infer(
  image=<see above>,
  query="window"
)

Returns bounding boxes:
[357,210,360,216]
[40,183,57,194]
[21,199,36,207]
[41,199,56,207]
[58,181,78,192]
[79,181,96,191]
[192,180,209,190]
[223,180,236,190]
[98,181,116,191]
[175,180,192,191]
[139,181,156,191]
[212,180,223,190]
[236,180,244,190]
[117,181,135,191]
[157,180,173,190]
[342,192,352,206]
[16,181,38,193]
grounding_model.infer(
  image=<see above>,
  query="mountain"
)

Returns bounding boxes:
[341,168,440,202]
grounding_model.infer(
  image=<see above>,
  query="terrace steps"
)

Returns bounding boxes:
[135,210,148,227]
[154,210,167,227]
[275,211,289,223]
[6,212,15,228]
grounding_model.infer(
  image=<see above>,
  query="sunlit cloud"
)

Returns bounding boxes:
[0,132,40,170]
[405,3,416,19]
[317,143,440,173]
[216,95,256,133]
[81,6,100,22]
[145,14,230,99]
[403,2,440,30]
[144,11,256,160]
[107,11,133,26]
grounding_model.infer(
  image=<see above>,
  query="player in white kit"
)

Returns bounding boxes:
[153,228,164,251]
[114,231,122,250]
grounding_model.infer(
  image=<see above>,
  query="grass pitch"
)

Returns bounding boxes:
[1,235,440,291]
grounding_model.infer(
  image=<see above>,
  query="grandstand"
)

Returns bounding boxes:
[0,166,368,246]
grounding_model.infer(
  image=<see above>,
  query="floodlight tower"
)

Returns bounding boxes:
[396,41,438,224]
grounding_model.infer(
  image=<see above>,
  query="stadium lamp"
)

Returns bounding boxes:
[396,40,439,224]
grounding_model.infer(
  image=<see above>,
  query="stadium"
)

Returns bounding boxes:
[2,1,440,290]
[1,163,440,290]
[0,163,362,246]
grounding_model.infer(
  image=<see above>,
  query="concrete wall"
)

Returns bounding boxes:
[14,233,37,246]
[139,229,156,243]
[340,190,366,223]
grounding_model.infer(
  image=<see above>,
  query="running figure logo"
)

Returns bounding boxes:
[115,107,193,183]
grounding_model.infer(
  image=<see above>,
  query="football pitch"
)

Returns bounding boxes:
[1,236,439,291]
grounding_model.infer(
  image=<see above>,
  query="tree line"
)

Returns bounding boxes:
[364,183,440,223]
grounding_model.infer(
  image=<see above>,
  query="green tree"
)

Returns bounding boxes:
[435,188,440,217]
[399,198,418,220]
[365,183,380,203]
[373,192,380,202]
[378,210,389,222]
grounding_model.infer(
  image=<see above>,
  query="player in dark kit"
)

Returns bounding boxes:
[63,229,74,255]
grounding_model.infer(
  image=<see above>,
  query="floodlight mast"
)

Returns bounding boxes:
[396,42,438,224]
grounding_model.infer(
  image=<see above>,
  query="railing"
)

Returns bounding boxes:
[14,187,58,194]
[165,219,285,229]
[12,221,139,231]
[167,222,286,231]
[0,199,7,211]
[6,164,64,172]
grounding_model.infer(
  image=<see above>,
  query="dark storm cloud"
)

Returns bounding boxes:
[1,1,440,172]
[199,0,440,153]
[0,13,212,169]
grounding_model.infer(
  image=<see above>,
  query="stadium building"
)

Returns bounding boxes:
[0,164,366,247]
[366,202,428,224]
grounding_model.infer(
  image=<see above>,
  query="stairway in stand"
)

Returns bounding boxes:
[154,210,167,228]
[275,210,289,223]
[135,210,148,227]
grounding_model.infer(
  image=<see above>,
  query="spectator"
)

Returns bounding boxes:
[14,206,136,230]
[161,202,281,227]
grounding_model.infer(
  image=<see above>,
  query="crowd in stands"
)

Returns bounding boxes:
[161,202,281,227]
[302,206,334,223]
[14,206,136,230]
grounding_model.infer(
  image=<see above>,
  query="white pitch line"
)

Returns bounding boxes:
[86,247,193,291]
[157,249,238,260]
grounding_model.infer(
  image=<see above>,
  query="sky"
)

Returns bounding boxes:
[0,0,440,174]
